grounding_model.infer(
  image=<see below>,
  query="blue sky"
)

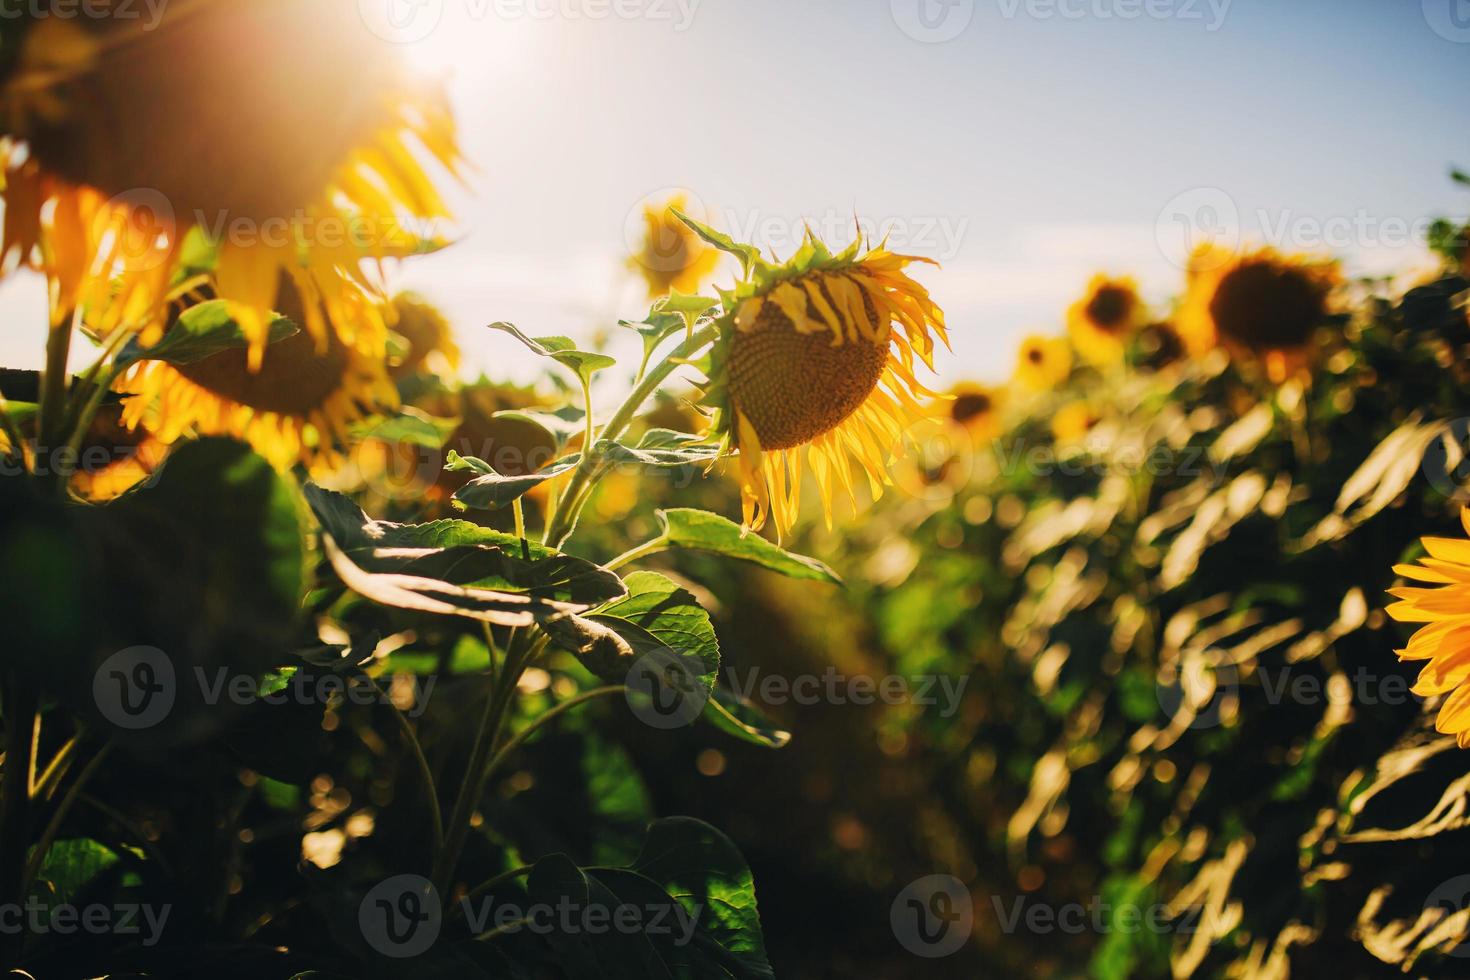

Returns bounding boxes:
[1,0,1467,385]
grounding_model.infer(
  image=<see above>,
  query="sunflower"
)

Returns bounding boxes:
[1177,245,1341,382]
[694,224,947,535]
[1014,335,1072,391]
[1387,511,1470,748]
[947,382,1004,442]
[1051,401,1101,448]
[68,403,169,501]
[0,2,458,361]
[1068,275,1145,366]
[628,194,721,299]
[389,293,460,379]
[118,278,399,470]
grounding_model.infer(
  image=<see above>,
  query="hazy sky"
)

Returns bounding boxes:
[1,0,1467,387]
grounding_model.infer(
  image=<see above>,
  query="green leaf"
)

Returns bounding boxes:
[451,454,581,511]
[631,817,775,979]
[487,322,616,384]
[493,407,586,452]
[588,571,719,697]
[116,299,299,368]
[600,440,720,469]
[304,484,625,607]
[350,408,460,449]
[702,690,791,749]
[29,838,121,906]
[655,509,841,585]
[673,210,762,276]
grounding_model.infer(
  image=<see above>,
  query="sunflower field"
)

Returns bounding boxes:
[0,4,1468,979]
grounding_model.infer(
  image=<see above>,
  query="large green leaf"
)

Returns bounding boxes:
[654,509,840,585]
[631,817,774,979]
[450,453,580,511]
[116,299,299,368]
[588,572,720,699]
[304,485,624,606]
[305,486,620,626]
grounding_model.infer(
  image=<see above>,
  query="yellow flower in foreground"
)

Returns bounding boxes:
[0,3,459,362]
[118,280,399,470]
[1014,335,1072,391]
[697,224,947,535]
[1068,275,1144,366]
[68,405,169,501]
[1387,512,1470,747]
[1178,246,1340,382]
[389,293,460,379]
[629,195,721,299]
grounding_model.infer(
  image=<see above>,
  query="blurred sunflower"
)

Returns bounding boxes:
[629,194,721,299]
[947,382,1004,442]
[694,222,947,535]
[0,3,458,361]
[68,404,168,501]
[1013,335,1072,390]
[1135,321,1187,370]
[1387,512,1470,748]
[1068,275,1144,366]
[118,278,398,470]
[389,293,460,379]
[1178,245,1340,382]
[1051,401,1101,448]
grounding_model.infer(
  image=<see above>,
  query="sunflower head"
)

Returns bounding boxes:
[1387,509,1470,748]
[687,218,947,535]
[1178,245,1340,381]
[945,382,1004,443]
[628,194,721,300]
[1051,401,1101,448]
[389,293,460,379]
[118,275,399,470]
[1,1,460,362]
[1068,274,1144,366]
[1134,321,1187,370]
[1014,335,1072,391]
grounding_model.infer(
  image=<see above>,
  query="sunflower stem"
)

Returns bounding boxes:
[604,537,669,572]
[36,311,77,491]
[544,323,718,548]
